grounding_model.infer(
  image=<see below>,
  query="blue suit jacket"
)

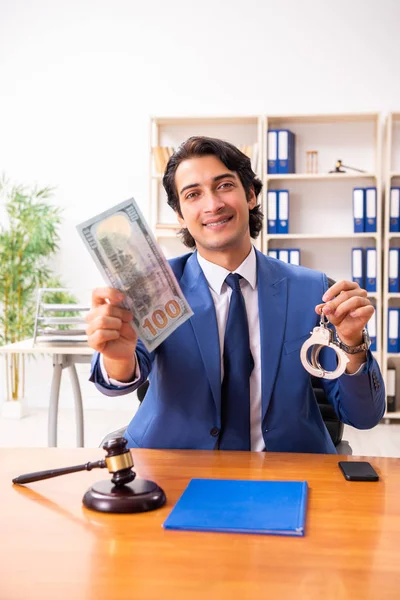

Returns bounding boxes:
[90,249,385,453]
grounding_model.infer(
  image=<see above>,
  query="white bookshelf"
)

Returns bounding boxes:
[382,112,400,420]
[149,112,385,399]
[263,113,383,369]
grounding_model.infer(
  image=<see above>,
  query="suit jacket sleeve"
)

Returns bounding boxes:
[317,273,385,429]
[89,341,154,397]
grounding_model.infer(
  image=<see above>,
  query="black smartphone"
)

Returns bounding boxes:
[338,461,379,482]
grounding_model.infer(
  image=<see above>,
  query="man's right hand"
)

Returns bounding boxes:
[86,288,138,382]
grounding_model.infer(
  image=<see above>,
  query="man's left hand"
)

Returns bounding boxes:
[315,280,374,347]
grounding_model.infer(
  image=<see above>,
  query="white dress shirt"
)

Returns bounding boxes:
[196,247,264,451]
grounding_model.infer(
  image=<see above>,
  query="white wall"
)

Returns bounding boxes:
[1,0,400,408]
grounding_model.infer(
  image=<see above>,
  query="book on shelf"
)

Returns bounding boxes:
[153,146,175,175]
[365,187,377,233]
[267,130,295,174]
[277,130,295,174]
[289,248,300,266]
[389,248,400,293]
[237,143,259,173]
[365,247,377,292]
[270,249,300,265]
[388,308,400,353]
[366,309,377,352]
[278,249,289,263]
[267,130,278,174]
[277,190,289,234]
[267,190,277,233]
[352,247,364,288]
[353,188,365,233]
[267,190,289,235]
[390,188,400,232]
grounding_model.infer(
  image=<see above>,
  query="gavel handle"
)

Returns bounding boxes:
[12,460,106,485]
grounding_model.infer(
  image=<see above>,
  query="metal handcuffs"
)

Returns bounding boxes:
[300,311,349,380]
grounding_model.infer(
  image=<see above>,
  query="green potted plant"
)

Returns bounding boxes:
[0,177,74,416]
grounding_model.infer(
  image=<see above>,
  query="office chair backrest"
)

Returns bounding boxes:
[137,380,149,403]
[311,376,344,446]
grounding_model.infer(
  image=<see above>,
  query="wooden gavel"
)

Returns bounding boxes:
[12,437,166,514]
[13,437,135,487]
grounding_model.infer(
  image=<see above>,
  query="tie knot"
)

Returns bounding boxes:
[225,273,242,292]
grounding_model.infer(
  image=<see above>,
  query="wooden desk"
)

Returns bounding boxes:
[0,339,94,447]
[1,448,400,599]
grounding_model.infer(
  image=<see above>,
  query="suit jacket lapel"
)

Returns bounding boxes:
[256,250,288,421]
[179,252,221,415]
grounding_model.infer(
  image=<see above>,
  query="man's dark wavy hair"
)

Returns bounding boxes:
[162,136,264,249]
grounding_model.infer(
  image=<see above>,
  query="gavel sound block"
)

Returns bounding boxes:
[12,437,166,514]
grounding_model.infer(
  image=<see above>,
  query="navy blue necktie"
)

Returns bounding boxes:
[219,273,254,450]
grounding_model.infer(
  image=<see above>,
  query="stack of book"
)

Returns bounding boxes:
[153,146,175,175]
[237,143,259,173]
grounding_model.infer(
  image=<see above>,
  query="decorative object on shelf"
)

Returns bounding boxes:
[329,159,366,174]
[33,288,89,346]
[0,177,75,411]
[12,437,166,514]
[306,150,318,174]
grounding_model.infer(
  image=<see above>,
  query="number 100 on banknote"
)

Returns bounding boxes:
[77,198,193,352]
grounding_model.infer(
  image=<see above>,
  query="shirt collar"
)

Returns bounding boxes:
[197,246,257,295]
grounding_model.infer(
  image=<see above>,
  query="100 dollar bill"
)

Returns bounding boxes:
[77,198,193,352]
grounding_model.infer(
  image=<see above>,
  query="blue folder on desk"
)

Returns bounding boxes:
[163,478,308,537]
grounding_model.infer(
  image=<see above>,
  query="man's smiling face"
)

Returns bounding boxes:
[174,154,256,262]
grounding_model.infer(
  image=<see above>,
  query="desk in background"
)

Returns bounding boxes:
[0,339,94,447]
[1,449,400,599]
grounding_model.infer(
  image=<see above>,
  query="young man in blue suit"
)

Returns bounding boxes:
[87,136,385,453]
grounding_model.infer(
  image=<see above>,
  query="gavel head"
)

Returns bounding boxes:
[102,437,135,486]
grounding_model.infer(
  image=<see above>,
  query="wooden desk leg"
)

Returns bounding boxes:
[68,363,84,448]
[49,358,63,447]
